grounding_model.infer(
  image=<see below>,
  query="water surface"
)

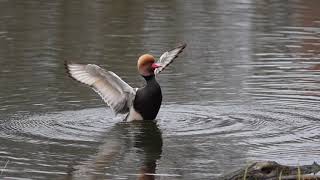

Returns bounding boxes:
[0,0,320,179]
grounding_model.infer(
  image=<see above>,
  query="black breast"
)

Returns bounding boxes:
[133,76,162,120]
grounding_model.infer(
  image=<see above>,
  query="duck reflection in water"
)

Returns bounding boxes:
[66,120,162,180]
[134,121,163,180]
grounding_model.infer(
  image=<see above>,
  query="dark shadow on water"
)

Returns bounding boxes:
[64,120,162,180]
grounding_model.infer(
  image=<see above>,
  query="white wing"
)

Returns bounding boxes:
[65,62,136,114]
[154,43,187,74]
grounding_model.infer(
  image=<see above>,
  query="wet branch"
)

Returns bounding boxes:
[221,161,320,180]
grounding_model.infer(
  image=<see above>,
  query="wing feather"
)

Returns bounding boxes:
[155,43,187,74]
[65,62,136,114]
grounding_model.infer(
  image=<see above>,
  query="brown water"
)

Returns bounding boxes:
[0,1,320,179]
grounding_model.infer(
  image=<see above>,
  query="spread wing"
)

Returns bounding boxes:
[65,62,136,114]
[154,43,187,74]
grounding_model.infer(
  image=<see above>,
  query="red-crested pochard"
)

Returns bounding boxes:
[65,43,186,121]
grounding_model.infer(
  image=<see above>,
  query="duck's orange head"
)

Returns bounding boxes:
[137,54,161,76]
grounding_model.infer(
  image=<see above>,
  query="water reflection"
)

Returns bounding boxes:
[67,121,162,180]
[1,0,320,179]
[134,121,162,180]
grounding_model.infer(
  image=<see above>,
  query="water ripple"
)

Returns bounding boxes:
[158,104,320,157]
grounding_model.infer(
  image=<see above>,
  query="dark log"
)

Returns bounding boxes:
[280,174,320,180]
[221,161,320,180]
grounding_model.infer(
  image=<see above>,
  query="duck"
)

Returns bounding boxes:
[65,43,186,121]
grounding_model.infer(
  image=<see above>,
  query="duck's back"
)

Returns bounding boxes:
[133,78,162,120]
